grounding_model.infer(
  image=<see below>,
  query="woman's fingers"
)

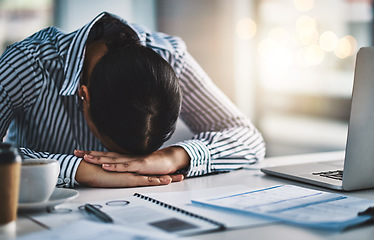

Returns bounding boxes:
[78,152,133,165]
[75,161,183,188]
[123,173,184,186]
[104,173,178,187]
[74,150,121,159]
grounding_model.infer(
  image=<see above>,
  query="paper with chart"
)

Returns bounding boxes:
[145,185,275,229]
[192,185,374,230]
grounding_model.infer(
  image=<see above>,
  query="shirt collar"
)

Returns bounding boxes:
[59,12,150,96]
[59,12,106,96]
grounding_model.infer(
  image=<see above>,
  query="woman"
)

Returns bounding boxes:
[0,12,265,188]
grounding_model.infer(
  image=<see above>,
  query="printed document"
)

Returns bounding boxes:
[16,219,174,240]
[192,185,374,230]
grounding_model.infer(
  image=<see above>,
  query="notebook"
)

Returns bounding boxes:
[26,192,225,237]
[261,47,374,191]
[132,192,225,235]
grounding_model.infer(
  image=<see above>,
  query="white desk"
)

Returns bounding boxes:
[5,151,374,240]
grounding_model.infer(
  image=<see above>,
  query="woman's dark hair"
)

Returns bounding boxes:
[86,14,182,154]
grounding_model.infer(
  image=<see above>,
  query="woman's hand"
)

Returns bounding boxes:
[74,146,190,188]
[75,160,182,188]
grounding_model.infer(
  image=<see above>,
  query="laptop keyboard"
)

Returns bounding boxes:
[312,170,343,180]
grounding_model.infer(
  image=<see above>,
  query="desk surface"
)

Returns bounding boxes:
[4,151,374,240]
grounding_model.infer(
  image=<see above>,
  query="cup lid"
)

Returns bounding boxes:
[0,143,22,163]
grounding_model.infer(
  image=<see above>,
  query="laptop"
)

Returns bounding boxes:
[261,47,374,191]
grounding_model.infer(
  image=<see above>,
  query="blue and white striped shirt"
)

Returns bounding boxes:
[0,12,265,188]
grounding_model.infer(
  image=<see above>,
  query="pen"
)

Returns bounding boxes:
[84,204,113,223]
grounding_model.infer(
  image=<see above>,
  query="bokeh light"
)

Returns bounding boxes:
[236,18,257,40]
[335,35,357,59]
[319,31,338,52]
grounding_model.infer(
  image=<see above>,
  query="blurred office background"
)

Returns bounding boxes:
[0,0,372,157]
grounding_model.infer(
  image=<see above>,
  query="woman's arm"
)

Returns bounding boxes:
[174,52,266,177]
[74,146,186,187]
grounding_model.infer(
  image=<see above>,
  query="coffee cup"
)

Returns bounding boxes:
[0,143,21,225]
[19,159,60,203]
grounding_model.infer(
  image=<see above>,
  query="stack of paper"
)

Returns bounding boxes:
[192,185,374,231]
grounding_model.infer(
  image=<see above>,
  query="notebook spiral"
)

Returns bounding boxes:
[133,193,226,230]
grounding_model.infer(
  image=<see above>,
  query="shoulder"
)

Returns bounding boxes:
[130,23,186,52]
[4,27,72,62]
[128,23,187,76]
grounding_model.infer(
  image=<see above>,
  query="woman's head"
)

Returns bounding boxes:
[80,15,182,154]
[90,45,181,154]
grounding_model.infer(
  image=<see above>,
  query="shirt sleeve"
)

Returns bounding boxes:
[173,52,266,177]
[0,45,80,188]
[0,45,42,140]
[20,148,82,188]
